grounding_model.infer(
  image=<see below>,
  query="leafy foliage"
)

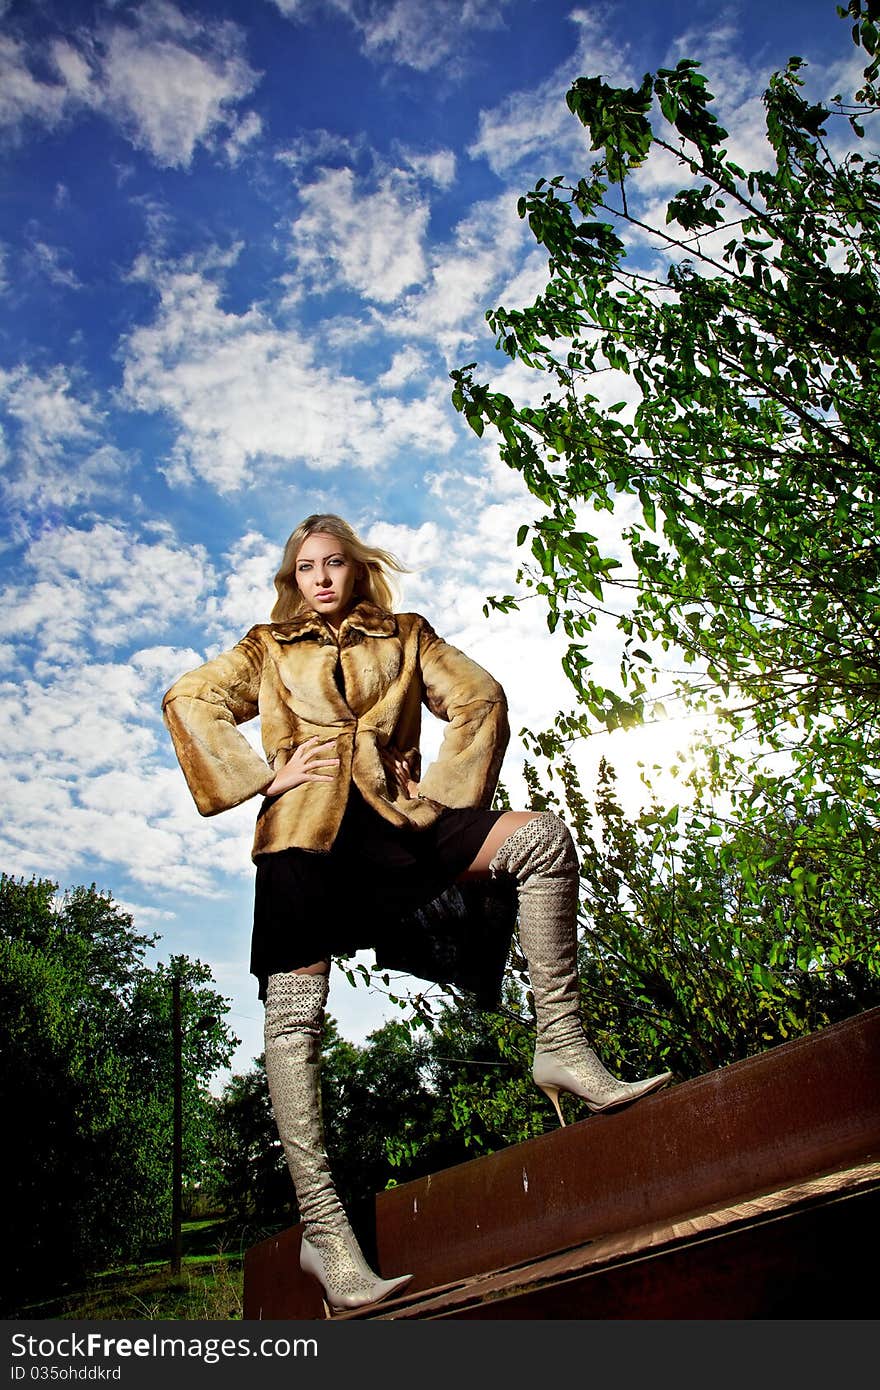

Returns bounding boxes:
[445,4,880,1096]
[451,7,880,813]
[210,1057,293,1229]
[519,750,880,1085]
[0,874,236,1315]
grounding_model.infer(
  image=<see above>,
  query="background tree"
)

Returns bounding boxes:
[0,873,236,1315]
[448,2,880,1065]
[422,985,548,1151]
[519,748,880,1093]
[452,1,880,800]
[121,954,233,1232]
[211,1059,292,1230]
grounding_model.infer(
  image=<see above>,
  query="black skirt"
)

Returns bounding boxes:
[250,790,517,1009]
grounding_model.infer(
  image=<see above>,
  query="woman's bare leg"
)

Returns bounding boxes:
[457,810,540,879]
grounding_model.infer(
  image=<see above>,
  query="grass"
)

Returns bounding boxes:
[23,1217,284,1321]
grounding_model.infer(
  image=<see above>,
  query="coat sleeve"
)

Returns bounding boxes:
[162,627,274,816]
[415,619,509,809]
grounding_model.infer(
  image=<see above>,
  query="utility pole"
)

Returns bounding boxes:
[170,969,216,1277]
[171,971,183,1276]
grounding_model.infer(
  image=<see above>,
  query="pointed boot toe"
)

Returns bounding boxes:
[534,1050,673,1124]
[301,1233,413,1313]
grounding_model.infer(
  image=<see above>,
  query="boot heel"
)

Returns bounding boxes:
[301,1232,412,1312]
[538,1083,566,1127]
[534,1050,673,1118]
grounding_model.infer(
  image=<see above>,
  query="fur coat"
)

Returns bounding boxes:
[162,599,509,860]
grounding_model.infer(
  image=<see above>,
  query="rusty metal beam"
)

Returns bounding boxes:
[375,1007,880,1292]
[361,1162,880,1320]
[243,1006,880,1320]
[416,1184,880,1320]
[243,1224,326,1321]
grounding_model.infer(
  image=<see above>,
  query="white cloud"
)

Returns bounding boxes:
[204,531,280,645]
[376,346,430,390]
[381,191,532,358]
[0,2,260,170]
[28,240,82,290]
[224,108,263,164]
[114,898,176,926]
[98,3,259,168]
[0,725,257,896]
[276,127,365,176]
[316,312,382,350]
[468,7,634,180]
[0,364,97,448]
[494,246,551,311]
[121,251,455,491]
[399,147,457,189]
[0,521,216,661]
[0,364,127,512]
[49,39,95,103]
[0,520,261,896]
[273,0,513,74]
[1,661,157,779]
[291,165,430,303]
[131,644,206,681]
[0,34,69,134]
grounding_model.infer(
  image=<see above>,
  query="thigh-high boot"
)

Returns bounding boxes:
[490,815,672,1124]
[264,971,413,1310]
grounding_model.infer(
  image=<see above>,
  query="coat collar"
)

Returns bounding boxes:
[271,599,398,645]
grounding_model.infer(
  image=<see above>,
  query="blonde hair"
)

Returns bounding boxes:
[271,513,408,622]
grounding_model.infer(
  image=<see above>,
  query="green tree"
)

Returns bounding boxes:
[211,1058,292,1228]
[422,985,549,1147]
[518,751,880,1094]
[0,874,236,1314]
[122,954,234,1234]
[452,3,880,810]
[320,1016,437,1259]
[447,3,880,1071]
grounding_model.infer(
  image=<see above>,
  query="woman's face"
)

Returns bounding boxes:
[295,532,360,627]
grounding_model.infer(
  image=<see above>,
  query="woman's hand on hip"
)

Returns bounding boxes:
[392,754,421,800]
[265,737,340,797]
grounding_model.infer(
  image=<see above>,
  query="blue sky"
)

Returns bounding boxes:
[0,0,856,1079]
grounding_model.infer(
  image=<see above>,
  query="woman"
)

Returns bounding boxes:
[163,514,671,1314]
